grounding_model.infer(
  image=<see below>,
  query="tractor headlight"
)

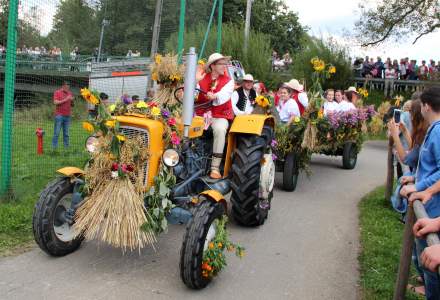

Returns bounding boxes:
[85,136,99,153]
[162,149,180,167]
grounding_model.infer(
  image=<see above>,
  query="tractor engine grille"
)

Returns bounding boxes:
[119,126,150,186]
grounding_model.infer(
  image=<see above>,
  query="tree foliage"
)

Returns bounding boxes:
[355,0,440,46]
[290,36,353,90]
[223,0,306,53]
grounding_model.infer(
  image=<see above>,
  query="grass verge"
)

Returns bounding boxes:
[359,186,423,299]
[0,112,88,255]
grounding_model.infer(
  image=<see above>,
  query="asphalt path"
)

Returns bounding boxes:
[0,141,387,300]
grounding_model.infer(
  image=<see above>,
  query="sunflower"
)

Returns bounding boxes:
[136,101,148,109]
[80,88,91,101]
[155,54,162,65]
[88,94,100,105]
[151,106,161,116]
[328,65,336,74]
[116,135,126,142]
[151,72,159,82]
[255,95,270,108]
[82,121,94,133]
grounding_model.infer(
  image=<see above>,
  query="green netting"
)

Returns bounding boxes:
[0,0,217,197]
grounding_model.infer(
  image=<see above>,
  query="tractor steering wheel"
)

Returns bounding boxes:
[173,87,213,110]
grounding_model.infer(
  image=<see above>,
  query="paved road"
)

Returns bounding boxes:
[0,141,387,300]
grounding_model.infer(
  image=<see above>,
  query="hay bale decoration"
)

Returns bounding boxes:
[76,67,181,251]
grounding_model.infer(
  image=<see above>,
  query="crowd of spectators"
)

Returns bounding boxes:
[387,87,440,299]
[271,50,292,72]
[353,56,440,81]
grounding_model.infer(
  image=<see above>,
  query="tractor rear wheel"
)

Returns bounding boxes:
[33,177,83,256]
[230,126,274,226]
[282,152,299,191]
[180,200,225,289]
[342,142,357,170]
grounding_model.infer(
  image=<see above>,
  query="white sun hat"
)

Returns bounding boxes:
[284,79,304,92]
[242,74,254,82]
[205,53,231,72]
[345,86,359,94]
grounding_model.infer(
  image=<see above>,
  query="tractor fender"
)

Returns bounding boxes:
[199,190,227,209]
[57,167,85,178]
[228,114,275,135]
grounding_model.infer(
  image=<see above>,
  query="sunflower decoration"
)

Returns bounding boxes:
[81,88,100,105]
[357,88,369,99]
[310,57,325,72]
[255,95,271,108]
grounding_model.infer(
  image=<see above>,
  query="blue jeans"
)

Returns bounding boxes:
[52,115,71,148]
[415,238,440,300]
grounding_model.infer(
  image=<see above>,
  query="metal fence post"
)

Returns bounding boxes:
[177,0,186,63]
[216,0,223,52]
[0,0,19,196]
[199,0,218,60]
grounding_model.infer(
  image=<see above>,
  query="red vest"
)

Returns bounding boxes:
[292,91,305,116]
[196,72,234,120]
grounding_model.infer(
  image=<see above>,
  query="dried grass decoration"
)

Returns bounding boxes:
[301,120,318,151]
[75,135,156,252]
[150,53,184,108]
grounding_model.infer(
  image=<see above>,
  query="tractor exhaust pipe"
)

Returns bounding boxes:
[182,47,198,138]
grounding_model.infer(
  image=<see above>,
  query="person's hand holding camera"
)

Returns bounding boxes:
[387,119,400,138]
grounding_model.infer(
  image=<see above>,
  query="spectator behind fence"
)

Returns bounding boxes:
[388,98,428,172]
[400,87,440,300]
[384,64,396,98]
[52,81,74,149]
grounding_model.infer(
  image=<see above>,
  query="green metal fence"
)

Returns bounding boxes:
[0,0,222,197]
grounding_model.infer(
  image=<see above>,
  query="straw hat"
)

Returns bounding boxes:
[345,86,359,94]
[205,53,231,72]
[284,79,303,91]
[242,74,254,82]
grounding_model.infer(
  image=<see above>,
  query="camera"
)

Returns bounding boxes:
[393,109,402,123]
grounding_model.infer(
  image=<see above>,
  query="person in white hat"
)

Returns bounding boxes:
[284,79,308,116]
[195,53,235,179]
[231,74,256,116]
[276,85,300,124]
[338,87,359,112]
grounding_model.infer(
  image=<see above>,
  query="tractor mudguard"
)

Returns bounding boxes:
[200,190,227,209]
[57,167,85,178]
[228,114,275,135]
[224,114,275,177]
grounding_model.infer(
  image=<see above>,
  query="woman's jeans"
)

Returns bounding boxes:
[416,238,440,299]
[52,115,71,148]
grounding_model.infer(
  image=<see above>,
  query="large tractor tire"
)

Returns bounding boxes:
[282,152,299,192]
[230,126,274,226]
[342,142,358,170]
[180,200,225,289]
[33,177,83,256]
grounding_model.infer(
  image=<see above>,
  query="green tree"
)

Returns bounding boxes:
[222,0,306,53]
[47,0,100,55]
[355,0,440,46]
[290,36,353,90]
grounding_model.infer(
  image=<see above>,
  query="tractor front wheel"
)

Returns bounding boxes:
[33,177,83,256]
[180,200,225,289]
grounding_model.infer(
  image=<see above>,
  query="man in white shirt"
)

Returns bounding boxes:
[323,89,339,115]
[231,74,256,116]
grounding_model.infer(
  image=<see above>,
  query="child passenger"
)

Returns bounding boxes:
[277,85,300,124]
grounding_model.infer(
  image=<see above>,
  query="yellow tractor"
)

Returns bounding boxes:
[32,48,276,289]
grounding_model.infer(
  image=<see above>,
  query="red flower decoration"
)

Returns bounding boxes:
[148,102,158,107]
[171,131,181,145]
[111,162,119,171]
[167,117,176,126]
[126,165,134,172]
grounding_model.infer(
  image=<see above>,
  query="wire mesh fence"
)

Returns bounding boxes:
[0,0,218,198]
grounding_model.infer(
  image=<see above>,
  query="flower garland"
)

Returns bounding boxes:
[201,216,245,279]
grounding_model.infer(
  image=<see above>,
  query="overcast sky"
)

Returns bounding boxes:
[286,0,440,62]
